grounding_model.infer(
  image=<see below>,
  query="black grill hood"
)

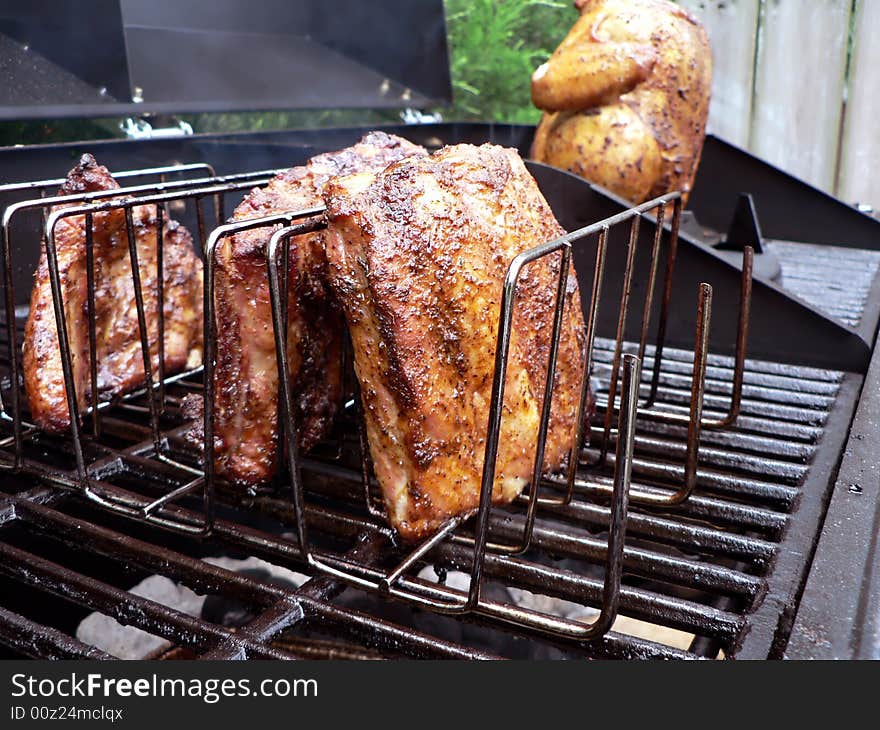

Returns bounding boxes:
[0,0,452,120]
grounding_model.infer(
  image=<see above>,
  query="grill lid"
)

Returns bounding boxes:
[0,0,452,120]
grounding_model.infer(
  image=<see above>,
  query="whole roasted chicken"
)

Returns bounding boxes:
[24,154,203,433]
[530,0,712,203]
[212,132,425,486]
[324,144,586,540]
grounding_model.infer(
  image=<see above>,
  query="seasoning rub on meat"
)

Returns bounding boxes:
[211,132,426,486]
[324,143,586,540]
[24,154,203,432]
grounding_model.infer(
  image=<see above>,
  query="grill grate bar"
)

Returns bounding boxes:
[255,491,748,638]
[295,598,501,660]
[0,152,859,660]
[283,534,503,660]
[608,420,817,460]
[445,546,745,640]
[6,495,509,660]
[626,456,799,507]
[629,386,831,427]
[475,513,762,597]
[9,467,734,654]
[0,605,116,660]
[594,353,841,397]
[277,487,762,598]
[643,410,821,442]
[622,339,845,382]
[597,431,808,483]
[597,369,837,410]
[559,475,787,536]
[0,538,306,660]
[199,601,306,660]
[538,495,777,565]
[14,498,285,605]
[298,459,778,564]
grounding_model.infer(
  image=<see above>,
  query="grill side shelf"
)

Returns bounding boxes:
[786,345,880,659]
[733,373,863,659]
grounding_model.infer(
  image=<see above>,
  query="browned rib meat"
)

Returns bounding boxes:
[23,154,203,433]
[212,132,426,486]
[324,144,586,540]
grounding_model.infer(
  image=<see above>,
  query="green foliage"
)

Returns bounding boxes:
[183,108,401,135]
[442,0,577,123]
[0,117,119,147]
[0,0,578,145]
[190,0,579,130]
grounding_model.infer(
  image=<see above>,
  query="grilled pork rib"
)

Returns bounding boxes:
[212,132,426,486]
[23,154,204,433]
[324,144,586,540]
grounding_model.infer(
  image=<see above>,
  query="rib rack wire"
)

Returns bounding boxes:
[0,161,858,659]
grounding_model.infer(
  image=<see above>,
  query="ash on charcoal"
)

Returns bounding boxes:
[75,574,202,660]
[75,556,309,659]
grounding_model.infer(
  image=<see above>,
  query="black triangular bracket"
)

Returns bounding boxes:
[719,192,765,253]
[527,161,870,372]
[715,192,781,280]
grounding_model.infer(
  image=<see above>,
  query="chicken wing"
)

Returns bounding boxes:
[212,132,426,486]
[531,0,712,203]
[23,154,203,432]
[324,143,586,540]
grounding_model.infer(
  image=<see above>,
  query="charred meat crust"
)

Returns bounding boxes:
[324,143,586,541]
[23,154,204,433]
[212,132,426,486]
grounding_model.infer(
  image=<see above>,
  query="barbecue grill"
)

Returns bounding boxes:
[2,1,880,661]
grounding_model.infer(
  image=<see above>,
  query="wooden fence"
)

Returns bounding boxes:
[679,0,879,210]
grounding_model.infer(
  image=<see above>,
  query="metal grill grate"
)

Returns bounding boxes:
[0,328,856,658]
[0,161,862,660]
[765,240,880,328]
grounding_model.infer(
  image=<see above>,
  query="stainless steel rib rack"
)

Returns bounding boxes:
[0,160,775,656]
